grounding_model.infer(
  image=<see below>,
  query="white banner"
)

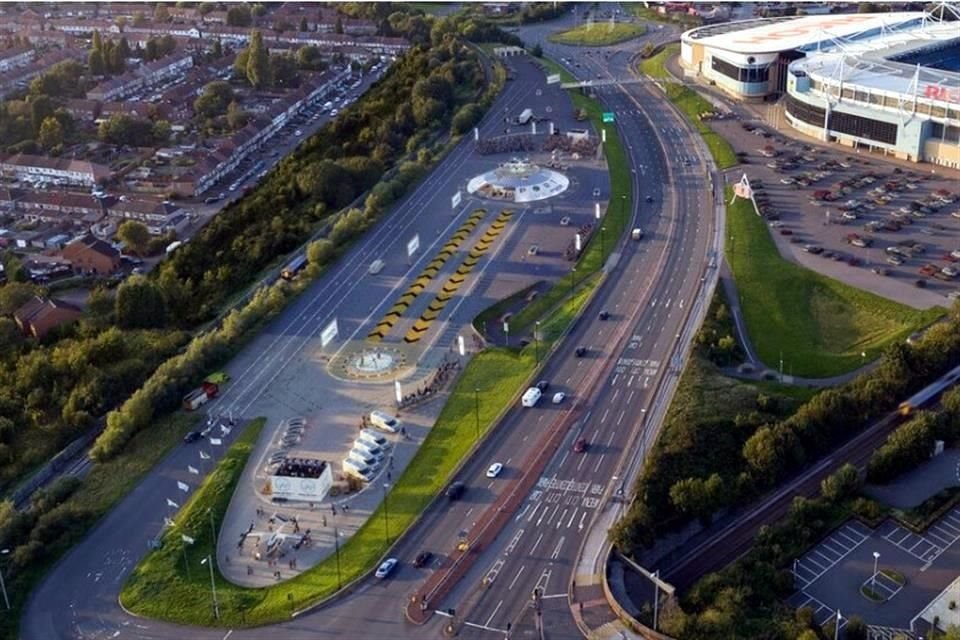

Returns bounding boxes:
[451,191,462,209]
[458,335,465,356]
[406,234,420,258]
[188,465,199,475]
[177,481,190,492]
[395,380,403,404]
[166,498,179,509]
[321,318,339,347]
[210,438,222,446]
[546,73,561,85]
[595,202,601,219]
[199,451,211,460]
[503,321,509,335]
[181,534,195,545]
[575,233,582,252]
[269,468,333,502]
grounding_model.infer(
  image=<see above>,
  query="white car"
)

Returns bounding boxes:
[375,558,398,579]
[486,463,503,478]
[552,392,566,404]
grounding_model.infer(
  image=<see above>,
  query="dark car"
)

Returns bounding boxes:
[183,431,203,444]
[573,438,588,453]
[413,551,433,568]
[574,346,587,358]
[536,380,549,392]
[446,482,465,501]
[914,279,927,288]
[598,310,610,320]
[645,195,654,203]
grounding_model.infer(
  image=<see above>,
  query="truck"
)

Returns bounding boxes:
[516,108,534,125]
[182,381,219,411]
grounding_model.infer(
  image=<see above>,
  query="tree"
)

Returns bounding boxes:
[227,5,252,27]
[154,2,170,21]
[117,220,151,256]
[820,463,861,502]
[115,276,167,329]
[531,42,543,57]
[193,80,234,119]
[0,317,23,353]
[299,17,308,31]
[98,114,157,146]
[88,47,105,76]
[845,615,867,640]
[245,31,270,89]
[306,239,335,266]
[30,95,54,134]
[269,53,298,88]
[2,253,27,284]
[335,16,344,34]
[0,281,37,315]
[296,45,324,70]
[38,116,64,151]
[212,38,223,59]
[226,101,248,130]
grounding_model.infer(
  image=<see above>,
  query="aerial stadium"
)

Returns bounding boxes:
[679,5,960,168]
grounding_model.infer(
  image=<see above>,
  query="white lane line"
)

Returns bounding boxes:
[222,631,233,640]
[594,454,605,473]
[506,529,525,554]
[578,512,587,531]
[527,504,541,523]
[550,536,566,560]
[485,600,503,628]
[508,566,526,590]
[617,410,625,426]
[567,508,578,528]
[546,503,561,525]
[600,409,610,423]
[627,390,635,404]
[627,375,635,387]
[465,508,474,517]
[558,451,569,466]
[611,375,619,386]
[515,504,530,522]
[556,508,568,529]
[643,377,650,389]
[576,453,587,471]
[530,533,544,554]
[611,389,620,402]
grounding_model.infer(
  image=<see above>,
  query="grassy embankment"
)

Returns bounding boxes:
[548,22,647,46]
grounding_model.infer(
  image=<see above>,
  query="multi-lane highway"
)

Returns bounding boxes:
[21,8,719,640]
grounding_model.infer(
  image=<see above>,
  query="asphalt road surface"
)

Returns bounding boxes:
[21,9,717,640]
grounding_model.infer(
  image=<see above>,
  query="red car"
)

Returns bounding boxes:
[573,438,588,453]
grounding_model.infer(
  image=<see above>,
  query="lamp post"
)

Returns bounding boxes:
[834,609,842,640]
[200,555,220,621]
[571,267,577,297]
[333,526,342,589]
[871,551,880,593]
[474,387,480,442]
[601,225,607,259]
[0,548,10,610]
[383,482,392,545]
[534,321,541,365]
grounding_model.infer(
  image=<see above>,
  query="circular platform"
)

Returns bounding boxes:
[467,158,569,204]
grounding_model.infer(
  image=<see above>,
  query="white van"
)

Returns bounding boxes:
[370,411,400,433]
[348,447,379,467]
[368,259,385,275]
[342,457,372,480]
[521,387,542,408]
[632,228,644,241]
[359,429,388,447]
[352,439,384,460]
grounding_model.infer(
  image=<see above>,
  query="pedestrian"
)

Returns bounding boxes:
[387,471,392,481]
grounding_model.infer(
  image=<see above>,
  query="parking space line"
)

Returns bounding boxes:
[794,525,870,589]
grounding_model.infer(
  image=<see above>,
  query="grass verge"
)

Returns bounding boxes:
[636,44,738,169]
[509,55,632,333]
[121,418,266,623]
[725,185,943,377]
[880,568,906,586]
[548,22,646,46]
[860,584,886,602]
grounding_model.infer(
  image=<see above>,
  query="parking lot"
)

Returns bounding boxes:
[787,505,960,631]
[711,116,960,308]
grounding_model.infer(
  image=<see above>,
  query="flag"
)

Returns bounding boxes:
[188,465,200,475]
[177,481,190,492]
[164,517,175,527]
[181,534,195,545]
[210,438,223,446]
[199,451,211,460]
[166,498,179,509]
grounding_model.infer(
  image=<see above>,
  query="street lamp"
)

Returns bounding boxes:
[834,609,842,640]
[383,482,391,545]
[871,551,880,593]
[0,548,10,610]
[571,267,577,297]
[534,321,541,365]
[601,225,607,259]
[333,527,342,589]
[474,387,480,442]
[199,555,220,621]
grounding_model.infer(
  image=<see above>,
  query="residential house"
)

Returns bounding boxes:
[63,98,101,122]
[108,198,185,234]
[0,46,35,72]
[16,191,106,224]
[13,296,83,339]
[0,154,111,186]
[60,234,120,274]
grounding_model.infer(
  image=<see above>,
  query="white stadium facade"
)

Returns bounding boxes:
[679,6,960,168]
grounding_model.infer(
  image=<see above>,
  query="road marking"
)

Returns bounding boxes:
[611,389,620,402]
[540,593,568,600]
[515,504,530,521]
[643,377,650,389]
[556,508,568,529]
[527,504,541,523]
[506,529,525,554]
[530,533,544,554]
[465,508,473,517]
[627,375,635,387]
[679,299,684,309]
[223,631,233,640]
[579,512,587,531]
[617,410,625,426]
[558,451,569,466]
[611,375,619,386]
[594,454,605,473]
[568,508,578,528]
[535,568,551,594]
[485,600,503,628]
[627,390,635,404]
[550,536,566,559]
[546,503,561,525]
[600,409,610,423]
[508,565,526,590]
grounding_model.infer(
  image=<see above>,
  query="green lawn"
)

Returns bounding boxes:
[548,22,646,46]
[725,186,943,377]
[510,56,633,332]
[637,44,738,169]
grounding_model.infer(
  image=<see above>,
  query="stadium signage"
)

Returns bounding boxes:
[924,84,960,104]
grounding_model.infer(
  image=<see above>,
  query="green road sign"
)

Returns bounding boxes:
[602,112,615,123]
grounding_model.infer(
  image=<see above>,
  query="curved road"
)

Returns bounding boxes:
[22,10,715,640]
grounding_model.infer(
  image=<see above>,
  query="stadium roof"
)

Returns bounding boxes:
[687,12,926,54]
